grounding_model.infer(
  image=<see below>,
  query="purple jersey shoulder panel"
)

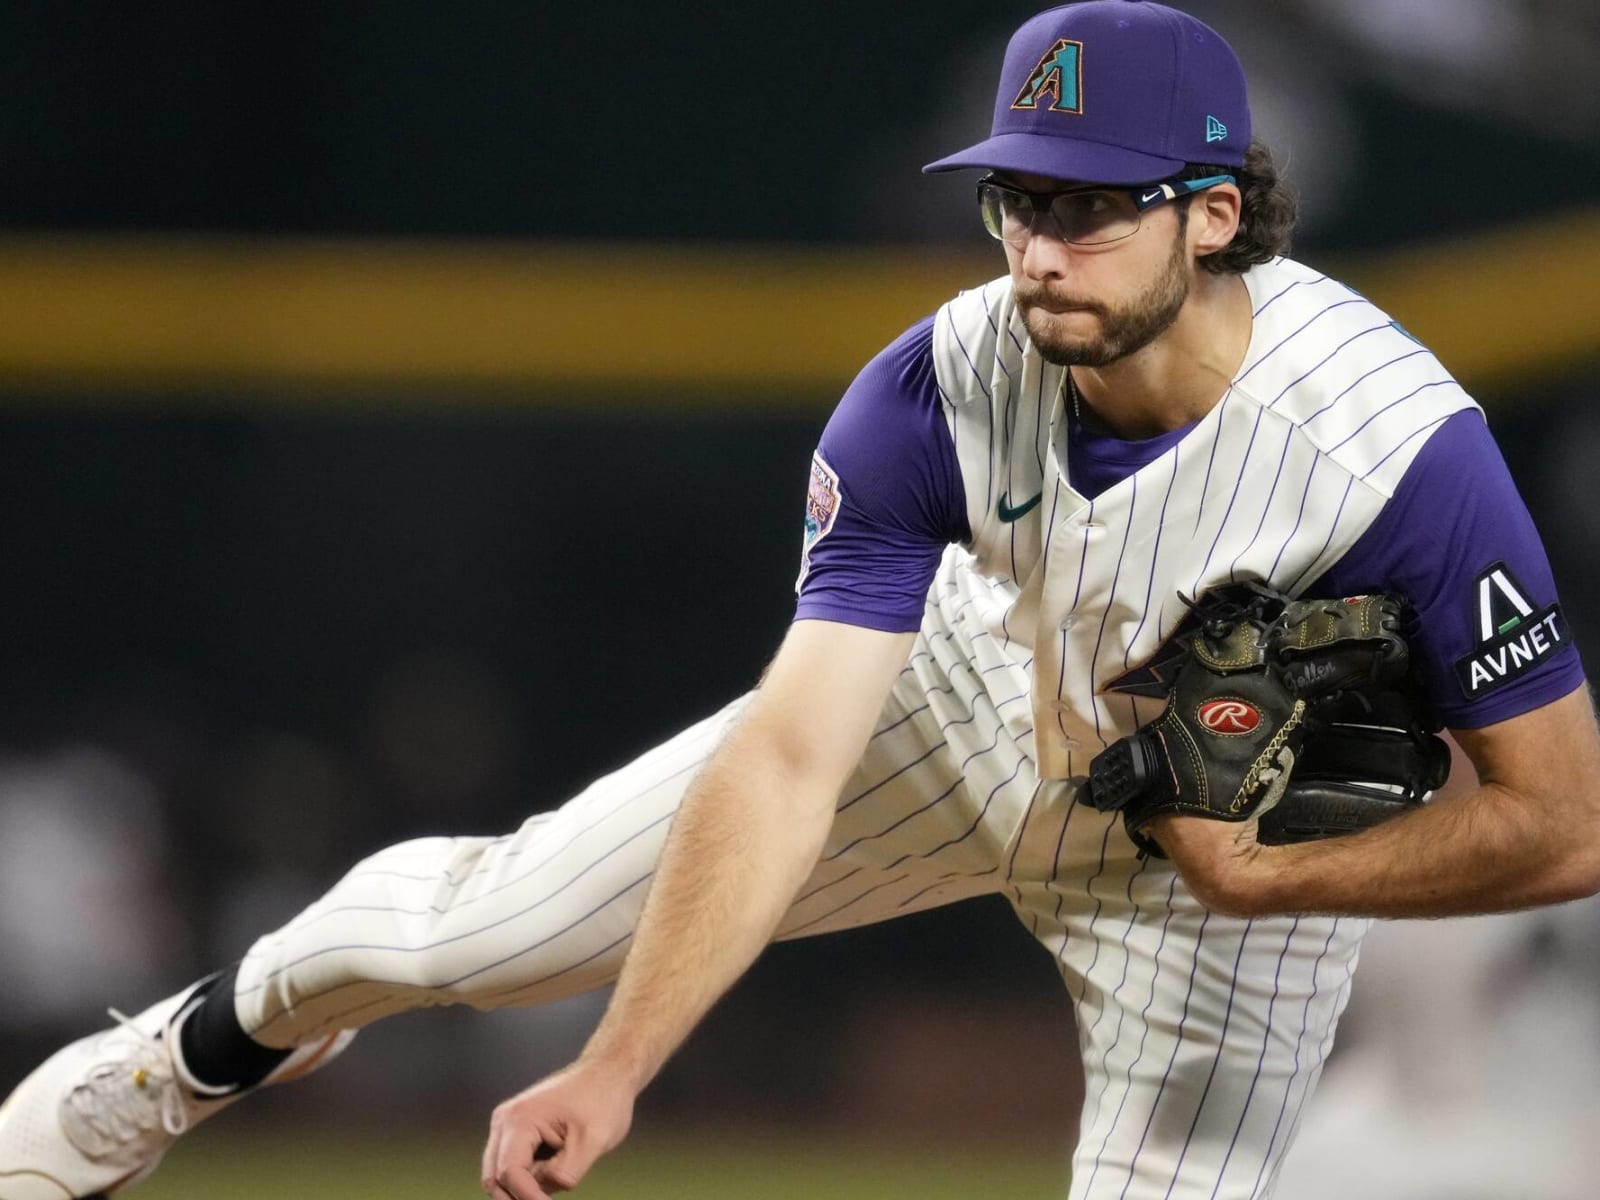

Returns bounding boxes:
[1311,409,1584,729]
[793,316,970,633]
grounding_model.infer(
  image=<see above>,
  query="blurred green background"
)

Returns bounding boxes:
[2,2,1598,1196]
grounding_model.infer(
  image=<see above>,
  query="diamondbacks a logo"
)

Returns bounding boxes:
[1453,562,1568,698]
[1197,698,1262,735]
[1012,38,1084,114]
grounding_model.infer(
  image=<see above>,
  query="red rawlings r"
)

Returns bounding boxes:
[1196,698,1261,735]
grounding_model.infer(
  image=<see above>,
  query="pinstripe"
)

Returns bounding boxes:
[1058,821,1118,1005]
[277,761,698,927]
[874,700,930,734]
[1078,872,1182,1199]
[336,753,694,890]
[1002,780,1047,917]
[1225,421,1295,582]
[1085,477,1137,743]
[1361,411,1451,480]
[417,878,655,991]
[836,743,949,812]
[940,372,958,464]
[1191,401,1266,596]
[1209,920,1299,1199]
[1035,367,1049,472]
[1298,349,1429,427]
[1038,460,1068,578]
[252,870,655,1037]
[1265,452,1319,581]
[1006,303,1027,357]
[1247,922,1342,1200]
[1263,959,1359,1197]
[1118,912,1213,1200]
[1124,445,1180,667]
[1325,378,1457,456]
[892,867,995,911]
[947,310,995,508]
[1157,921,1256,1199]
[1039,796,1083,940]
[1056,499,1096,739]
[1287,476,1356,595]
[822,778,965,861]
[1191,391,1232,536]
[784,873,912,934]
[887,752,1029,873]
[981,281,1017,387]
[480,929,633,1005]
[1004,351,1021,585]
[1250,272,1331,319]
[1263,323,1389,410]
[1075,855,1151,1158]
[948,309,993,400]
[792,865,863,907]
[239,808,677,1000]
[1234,299,1365,386]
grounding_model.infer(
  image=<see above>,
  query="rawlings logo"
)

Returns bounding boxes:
[1196,698,1261,735]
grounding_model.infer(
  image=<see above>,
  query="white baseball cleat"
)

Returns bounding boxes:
[0,980,354,1199]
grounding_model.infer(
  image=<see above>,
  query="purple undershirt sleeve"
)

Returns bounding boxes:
[1311,408,1585,729]
[793,316,970,633]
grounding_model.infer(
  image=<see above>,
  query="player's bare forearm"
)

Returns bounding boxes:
[578,621,914,1089]
[1154,684,1600,919]
[481,622,914,1200]
[578,712,840,1089]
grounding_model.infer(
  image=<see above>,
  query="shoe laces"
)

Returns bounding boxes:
[59,1008,191,1160]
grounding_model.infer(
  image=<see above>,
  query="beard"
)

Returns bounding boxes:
[1014,233,1190,368]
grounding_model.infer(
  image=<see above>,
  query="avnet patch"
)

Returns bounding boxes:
[1454,562,1569,698]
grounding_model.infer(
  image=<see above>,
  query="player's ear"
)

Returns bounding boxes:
[1189,183,1241,260]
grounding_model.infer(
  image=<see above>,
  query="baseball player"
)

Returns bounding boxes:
[4,3,1598,1199]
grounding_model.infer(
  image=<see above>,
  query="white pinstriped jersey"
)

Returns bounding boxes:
[222,257,1575,1200]
[928,257,1478,779]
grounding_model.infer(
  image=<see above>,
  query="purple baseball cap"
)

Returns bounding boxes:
[924,1,1250,184]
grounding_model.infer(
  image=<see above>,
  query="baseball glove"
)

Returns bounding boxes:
[1078,584,1450,856]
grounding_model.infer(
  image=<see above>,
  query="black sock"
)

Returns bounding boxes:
[176,964,292,1091]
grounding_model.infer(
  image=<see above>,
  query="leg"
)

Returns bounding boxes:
[1006,789,1365,1200]
[234,696,748,1047]
[239,621,1040,1046]
[0,620,1038,1198]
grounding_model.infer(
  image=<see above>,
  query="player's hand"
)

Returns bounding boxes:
[1143,811,1271,916]
[481,1059,636,1199]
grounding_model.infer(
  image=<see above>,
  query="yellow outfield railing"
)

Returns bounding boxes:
[0,210,1595,407]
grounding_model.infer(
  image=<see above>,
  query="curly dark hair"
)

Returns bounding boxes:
[1174,138,1297,274]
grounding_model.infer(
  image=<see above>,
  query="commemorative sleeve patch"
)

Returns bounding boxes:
[1453,562,1569,698]
[794,451,842,592]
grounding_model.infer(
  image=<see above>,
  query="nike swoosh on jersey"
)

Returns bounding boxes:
[997,491,1042,522]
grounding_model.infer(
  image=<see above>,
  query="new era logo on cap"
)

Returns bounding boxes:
[1206,115,1228,143]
